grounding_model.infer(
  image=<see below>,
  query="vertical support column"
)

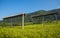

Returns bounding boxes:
[39,17,41,24]
[22,13,24,29]
[2,20,4,27]
[10,18,12,27]
[31,17,33,24]
[55,14,57,24]
[39,17,40,24]
[38,17,40,23]
[42,16,44,26]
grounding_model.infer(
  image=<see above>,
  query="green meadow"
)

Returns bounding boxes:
[0,22,60,38]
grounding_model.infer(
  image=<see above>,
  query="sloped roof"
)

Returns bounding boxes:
[3,14,25,19]
[31,12,57,18]
[31,13,57,17]
[31,8,60,18]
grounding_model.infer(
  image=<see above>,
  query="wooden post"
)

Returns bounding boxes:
[55,14,57,24]
[2,20,4,27]
[42,16,44,26]
[22,13,24,29]
[10,18,12,27]
[31,17,34,24]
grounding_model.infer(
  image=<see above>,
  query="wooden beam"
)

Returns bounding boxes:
[22,13,24,29]
[55,14,57,24]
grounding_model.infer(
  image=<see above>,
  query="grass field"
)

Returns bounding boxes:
[0,22,60,38]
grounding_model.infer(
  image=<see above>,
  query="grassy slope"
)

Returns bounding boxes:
[0,23,60,38]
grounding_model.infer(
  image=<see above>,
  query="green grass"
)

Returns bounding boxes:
[0,22,60,38]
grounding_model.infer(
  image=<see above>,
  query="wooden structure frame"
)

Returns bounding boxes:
[31,12,58,25]
[3,14,25,29]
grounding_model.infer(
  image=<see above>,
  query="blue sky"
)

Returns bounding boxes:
[0,0,60,20]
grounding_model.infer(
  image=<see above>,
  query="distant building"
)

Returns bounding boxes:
[31,12,60,24]
[3,14,31,26]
